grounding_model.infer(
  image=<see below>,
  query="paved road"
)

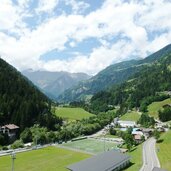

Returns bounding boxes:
[140,137,160,171]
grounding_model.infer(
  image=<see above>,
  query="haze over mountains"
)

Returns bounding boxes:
[22,70,91,100]
[21,44,171,103]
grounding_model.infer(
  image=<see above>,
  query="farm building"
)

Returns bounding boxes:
[117,120,136,128]
[67,150,130,171]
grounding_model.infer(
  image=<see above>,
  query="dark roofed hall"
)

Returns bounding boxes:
[152,167,167,171]
[67,150,130,171]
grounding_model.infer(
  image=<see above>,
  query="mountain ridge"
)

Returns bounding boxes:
[58,44,171,102]
[22,70,91,100]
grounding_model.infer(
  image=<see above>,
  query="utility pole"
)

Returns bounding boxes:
[11,151,16,171]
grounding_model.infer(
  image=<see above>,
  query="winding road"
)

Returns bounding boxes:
[140,137,160,171]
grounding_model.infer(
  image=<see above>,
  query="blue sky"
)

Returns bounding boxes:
[0,0,171,75]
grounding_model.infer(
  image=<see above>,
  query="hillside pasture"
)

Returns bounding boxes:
[0,147,90,171]
[147,98,171,118]
[55,107,94,120]
[120,111,141,122]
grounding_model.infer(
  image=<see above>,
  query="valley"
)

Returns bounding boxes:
[1,45,171,171]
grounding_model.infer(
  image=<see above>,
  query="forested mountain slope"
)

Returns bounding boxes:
[0,58,61,130]
[90,52,171,113]
[59,44,171,102]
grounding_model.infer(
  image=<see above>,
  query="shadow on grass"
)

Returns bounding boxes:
[157,139,164,143]
[123,162,135,170]
[129,147,137,152]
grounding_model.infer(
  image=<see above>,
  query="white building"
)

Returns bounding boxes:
[117,120,136,128]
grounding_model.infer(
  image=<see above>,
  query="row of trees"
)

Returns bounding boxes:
[19,112,116,145]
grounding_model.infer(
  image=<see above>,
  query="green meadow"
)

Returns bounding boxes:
[55,107,94,120]
[0,147,90,171]
[120,111,141,122]
[147,98,171,118]
[157,130,171,171]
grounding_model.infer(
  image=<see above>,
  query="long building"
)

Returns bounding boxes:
[67,150,130,171]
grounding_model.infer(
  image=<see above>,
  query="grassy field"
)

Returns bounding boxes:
[157,130,171,171]
[0,147,90,171]
[124,144,143,171]
[148,98,171,118]
[120,111,141,122]
[55,107,94,120]
[61,138,118,154]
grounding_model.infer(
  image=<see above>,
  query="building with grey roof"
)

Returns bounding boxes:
[67,150,130,171]
[152,167,167,171]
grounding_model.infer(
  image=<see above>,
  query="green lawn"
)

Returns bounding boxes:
[61,138,118,154]
[0,147,90,171]
[55,107,94,120]
[157,130,171,171]
[120,111,141,122]
[124,144,143,171]
[148,98,171,118]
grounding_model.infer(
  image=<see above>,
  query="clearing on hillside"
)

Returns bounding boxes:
[55,107,94,120]
[0,147,90,171]
[148,98,171,118]
[120,111,141,122]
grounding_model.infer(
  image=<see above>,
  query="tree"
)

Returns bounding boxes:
[153,129,160,142]
[137,113,155,127]
[20,128,32,143]
[109,127,116,135]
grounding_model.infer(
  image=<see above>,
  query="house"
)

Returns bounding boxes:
[67,150,131,171]
[117,120,136,128]
[152,167,167,171]
[1,124,19,139]
[142,128,153,139]
[133,134,142,143]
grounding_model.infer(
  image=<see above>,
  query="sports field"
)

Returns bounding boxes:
[120,111,140,122]
[148,98,171,118]
[61,138,118,154]
[157,130,171,171]
[55,107,94,120]
[0,147,90,171]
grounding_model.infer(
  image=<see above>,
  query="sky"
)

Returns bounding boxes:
[0,0,171,75]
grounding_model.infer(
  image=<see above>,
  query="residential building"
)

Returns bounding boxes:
[1,124,19,139]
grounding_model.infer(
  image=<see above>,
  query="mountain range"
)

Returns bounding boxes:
[22,70,91,100]
[58,44,171,102]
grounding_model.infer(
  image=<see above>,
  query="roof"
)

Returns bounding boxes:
[4,124,19,130]
[118,120,136,125]
[67,150,130,171]
[134,134,142,140]
[152,167,167,171]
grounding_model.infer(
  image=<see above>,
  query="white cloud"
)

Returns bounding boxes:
[64,0,90,14]
[0,0,171,75]
[0,0,19,30]
[36,0,59,13]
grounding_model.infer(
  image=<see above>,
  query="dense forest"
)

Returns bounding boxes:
[0,58,62,130]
